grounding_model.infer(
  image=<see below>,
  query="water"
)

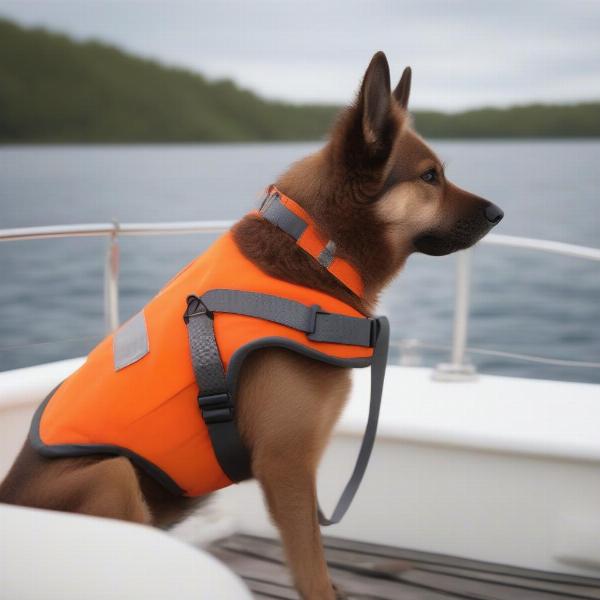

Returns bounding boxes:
[0,142,599,383]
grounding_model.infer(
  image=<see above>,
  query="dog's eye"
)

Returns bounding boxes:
[420,168,438,184]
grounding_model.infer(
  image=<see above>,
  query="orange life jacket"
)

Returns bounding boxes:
[30,187,389,523]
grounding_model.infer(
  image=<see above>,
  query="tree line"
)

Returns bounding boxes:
[1,18,598,143]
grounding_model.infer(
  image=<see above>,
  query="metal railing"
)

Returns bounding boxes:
[1,222,599,378]
[0,221,233,333]
[433,234,600,380]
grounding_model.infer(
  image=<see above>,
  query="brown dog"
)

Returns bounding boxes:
[0,51,502,599]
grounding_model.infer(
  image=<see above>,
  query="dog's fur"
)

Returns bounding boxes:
[0,52,502,599]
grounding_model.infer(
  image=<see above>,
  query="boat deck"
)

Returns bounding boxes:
[209,534,600,599]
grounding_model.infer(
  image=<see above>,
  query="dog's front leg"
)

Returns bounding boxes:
[237,349,351,599]
[255,459,335,599]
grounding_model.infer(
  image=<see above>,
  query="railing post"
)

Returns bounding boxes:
[104,221,120,333]
[433,249,477,381]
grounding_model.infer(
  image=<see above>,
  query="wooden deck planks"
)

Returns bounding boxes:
[208,534,600,599]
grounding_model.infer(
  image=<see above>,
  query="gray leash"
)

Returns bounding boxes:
[318,316,389,526]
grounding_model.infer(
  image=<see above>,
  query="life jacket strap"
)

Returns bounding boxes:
[184,295,252,483]
[318,316,389,525]
[184,289,389,526]
[259,187,365,298]
[201,288,376,347]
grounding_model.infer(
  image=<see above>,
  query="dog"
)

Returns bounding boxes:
[0,51,503,599]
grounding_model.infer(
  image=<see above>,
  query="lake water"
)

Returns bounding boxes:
[0,142,599,383]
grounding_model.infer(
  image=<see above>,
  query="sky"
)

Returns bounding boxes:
[1,0,599,111]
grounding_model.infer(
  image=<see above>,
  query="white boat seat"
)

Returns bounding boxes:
[0,503,251,600]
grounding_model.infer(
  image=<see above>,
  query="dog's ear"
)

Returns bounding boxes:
[329,51,398,182]
[393,66,412,110]
[359,51,392,149]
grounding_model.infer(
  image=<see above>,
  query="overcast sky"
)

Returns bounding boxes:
[1,0,599,111]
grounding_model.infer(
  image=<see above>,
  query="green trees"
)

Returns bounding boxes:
[414,104,600,138]
[0,19,337,142]
[1,18,598,142]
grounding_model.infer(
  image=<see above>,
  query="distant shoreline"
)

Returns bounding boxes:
[1,18,600,142]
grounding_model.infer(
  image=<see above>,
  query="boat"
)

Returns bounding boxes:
[1,221,599,599]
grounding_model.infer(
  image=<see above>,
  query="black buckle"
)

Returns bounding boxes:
[184,295,211,324]
[198,392,233,424]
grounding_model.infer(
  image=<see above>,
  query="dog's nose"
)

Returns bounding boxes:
[483,202,504,225]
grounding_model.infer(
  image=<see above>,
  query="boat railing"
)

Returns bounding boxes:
[1,223,599,379]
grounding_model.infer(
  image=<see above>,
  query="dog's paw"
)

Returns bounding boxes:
[332,582,349,599]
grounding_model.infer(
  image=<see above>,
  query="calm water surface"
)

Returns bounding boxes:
[0,141,599,383]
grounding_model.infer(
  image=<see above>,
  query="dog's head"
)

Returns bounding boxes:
[357,53,503,256]
[282,52,503,295]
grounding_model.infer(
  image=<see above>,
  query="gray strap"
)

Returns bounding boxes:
[261,192,340,269]
[318,240,336,268]
[308,312,372,346]
[202,289,373,348]
[317,316,390,526]
[260,192,307,240]
[186,302,226,395]
[185,297,252,482]
[203,289,315,332]
[185,289,388,505]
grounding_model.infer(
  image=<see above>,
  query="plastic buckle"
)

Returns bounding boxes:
[198,392,233,424]
[184,295,211,324]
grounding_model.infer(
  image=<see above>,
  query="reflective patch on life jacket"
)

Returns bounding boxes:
[113,310,149,370]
